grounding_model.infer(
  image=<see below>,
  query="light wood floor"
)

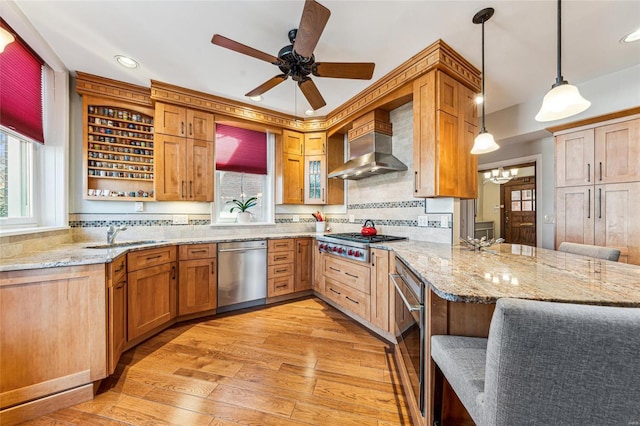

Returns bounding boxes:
[23,297,411,425]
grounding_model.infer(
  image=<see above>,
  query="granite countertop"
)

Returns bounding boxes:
[0,232,319,272]
[384,241,640,307]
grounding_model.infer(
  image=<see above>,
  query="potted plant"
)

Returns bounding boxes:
[228,196,257,223]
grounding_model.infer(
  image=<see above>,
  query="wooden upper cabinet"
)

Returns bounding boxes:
[459,84,478,125]
[282,129,304,155]
[282,153,304,204]
[595,119,640,184]
[155,102,214,141]
[304,132,326,156]
[556,129,595,187]
[155,134,187,200]
[413,70,478,199]
[187,139,214,201]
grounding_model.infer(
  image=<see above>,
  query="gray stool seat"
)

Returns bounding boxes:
[431,298,640,426]
[558,241,621,261]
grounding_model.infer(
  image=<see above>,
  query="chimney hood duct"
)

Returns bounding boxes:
[328,110,407,180]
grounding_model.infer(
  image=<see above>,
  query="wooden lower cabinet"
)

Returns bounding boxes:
[178,244,217,315]
[295,238,313,291]
[127,247,177,341]
[0,264,107,425]
[107,255,127,375]
[323,256,372,322]
[370,248,392,333]
[267,239,295,297]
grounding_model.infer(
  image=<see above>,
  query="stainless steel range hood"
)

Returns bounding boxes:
[328,132,407,180]
[329,109,407,180]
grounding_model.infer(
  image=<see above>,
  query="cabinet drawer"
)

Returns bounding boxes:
[268,275,295,297]
[324,257,371,294]
[128,246,177,272]
[268,250,294,265]
[268,263,294,278]
[324,279,370,321]
[179,243,216,260]
[108,255,127,284]
[268,239,295,252]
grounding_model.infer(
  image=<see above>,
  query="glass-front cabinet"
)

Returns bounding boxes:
[304,155,326,204]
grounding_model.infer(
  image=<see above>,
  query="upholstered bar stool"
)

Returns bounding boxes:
[431,298,640,425]
[558,241,621,261]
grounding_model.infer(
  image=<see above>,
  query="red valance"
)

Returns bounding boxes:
[215,123,267,175]
[0,19,44,144]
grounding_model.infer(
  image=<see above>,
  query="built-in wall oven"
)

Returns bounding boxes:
[390,258,425,415]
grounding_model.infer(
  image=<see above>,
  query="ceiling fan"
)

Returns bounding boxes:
[211,0,375,111]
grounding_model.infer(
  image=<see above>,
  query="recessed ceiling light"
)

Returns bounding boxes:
[249,95,262,102]
[115,55,139,69]
[304,109,315,116]
[621,27,640,43]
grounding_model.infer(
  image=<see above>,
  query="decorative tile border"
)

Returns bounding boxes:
[347,200,425,210]
[69,219,211,228]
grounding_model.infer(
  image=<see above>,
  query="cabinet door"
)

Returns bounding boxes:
[155,103,186,137]
[187,109,215,141]
[313,247,325,294]
[595,119,640,184]
[282,153,304,204]
[187,139,214,201]
[370,249,390,332]
[108,277,127,374]
[128,262,177,341]
[304,132,326,156]
[555,186,594,248]
[304,155,327,204]
[458,83,478,125]
[413,71,437,198]
[437,71,459,116]
[282,129,304,155]
[436,110,459,197]
[155,134,186,200]
[295,238,313,291]
[457,121,478,199]
[178,258,216,315]
[555,130,595,187]
[594,182,640,265]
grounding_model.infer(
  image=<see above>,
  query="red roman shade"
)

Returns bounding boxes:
[0,19,44,144]
[215,123,267,175]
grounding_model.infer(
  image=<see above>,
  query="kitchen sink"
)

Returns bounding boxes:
[85,240,164,249]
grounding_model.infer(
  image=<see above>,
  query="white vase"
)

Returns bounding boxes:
[237,212,251,224]
[315,221,326,233]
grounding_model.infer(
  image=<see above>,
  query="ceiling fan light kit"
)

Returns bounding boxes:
[535,0,590,122]
[470,7,500,155]
[211,0,375,111]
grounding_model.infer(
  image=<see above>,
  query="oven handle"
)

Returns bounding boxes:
[390,273,421,312]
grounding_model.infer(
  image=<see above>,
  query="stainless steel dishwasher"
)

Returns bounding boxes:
[217,240,267,313]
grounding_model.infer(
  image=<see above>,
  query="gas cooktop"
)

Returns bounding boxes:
[324,233,407,243]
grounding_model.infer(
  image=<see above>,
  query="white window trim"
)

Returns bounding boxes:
[0,3,69,236]
[211,132,275,226]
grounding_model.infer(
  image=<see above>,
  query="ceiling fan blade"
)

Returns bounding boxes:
[293,0,331,58]
[298,78,326,110]
[212,34,282,64]
[313,62,375,80]
[245,75,288,97]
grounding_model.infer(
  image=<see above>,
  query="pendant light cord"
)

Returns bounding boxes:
[481,17,486,133]
[554,0,565,87]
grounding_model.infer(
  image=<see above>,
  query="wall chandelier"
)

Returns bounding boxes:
[484,167,518,184]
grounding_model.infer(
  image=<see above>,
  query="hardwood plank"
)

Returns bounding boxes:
[24,297,409,425]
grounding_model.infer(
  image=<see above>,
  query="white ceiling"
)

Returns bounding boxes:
[12,0,640,118]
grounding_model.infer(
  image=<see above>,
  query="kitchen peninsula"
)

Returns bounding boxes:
[385,240,640,426]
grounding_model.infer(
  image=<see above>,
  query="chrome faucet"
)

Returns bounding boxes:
[107,224,127,245]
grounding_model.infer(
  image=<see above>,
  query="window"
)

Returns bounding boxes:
[213,124,274,224]
[0,130,33,221]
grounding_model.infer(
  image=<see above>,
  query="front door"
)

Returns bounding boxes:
[503,179,536,246]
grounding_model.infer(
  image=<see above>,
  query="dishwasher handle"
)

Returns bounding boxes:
[219,247,266,253]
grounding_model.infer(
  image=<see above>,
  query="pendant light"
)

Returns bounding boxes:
[471,7,499,155]
[535,0,590,122]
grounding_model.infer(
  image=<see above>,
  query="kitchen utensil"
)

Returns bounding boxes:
[361,219,377,236]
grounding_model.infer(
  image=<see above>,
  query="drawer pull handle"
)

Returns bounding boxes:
[275,268,288,273]
[190,249,207,254]
[211,262,215,274]
[114,264,125,273]
[115,280,126,289]
[345,296,359,305]
[146,255,162,261]
[172,266,176,280]
[329,266,340,272]
[276,284,288,289]
[274,255,287,261]
[345,272,359,279]
[329,287,341,295]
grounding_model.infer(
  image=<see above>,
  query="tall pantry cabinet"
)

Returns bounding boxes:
[554,114,640,264]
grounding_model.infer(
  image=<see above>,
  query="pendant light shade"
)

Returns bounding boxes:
[535,0,590,122]
[470,7,499,155]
